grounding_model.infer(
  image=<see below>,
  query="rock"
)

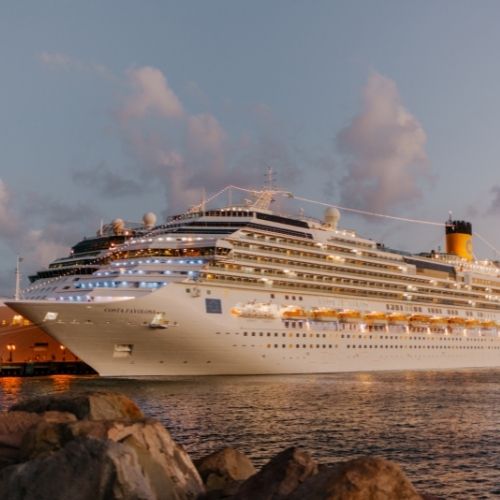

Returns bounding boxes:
[194,447,256,497]
[10,391,144,421]
[287,456,422,500]
[0,411,76,469]
[0,437,157,500]
[18,417,205,499]
[233,447,318,500]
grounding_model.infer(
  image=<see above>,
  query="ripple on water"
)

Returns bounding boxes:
[0,369,499,499]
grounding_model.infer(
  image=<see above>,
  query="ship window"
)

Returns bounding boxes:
[205,298,222,314]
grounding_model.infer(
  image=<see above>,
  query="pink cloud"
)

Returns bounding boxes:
[121,66,184,121]
[337,72,430,213]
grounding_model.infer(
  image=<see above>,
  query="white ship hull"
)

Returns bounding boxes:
[9,283,500,376]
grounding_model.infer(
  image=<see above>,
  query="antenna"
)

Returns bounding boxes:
[263,164,276,190]
[14,256,23,301]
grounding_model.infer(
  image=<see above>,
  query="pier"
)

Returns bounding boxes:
[0,361,96,377]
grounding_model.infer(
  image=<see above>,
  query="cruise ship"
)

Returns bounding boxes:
[7,187,500,376]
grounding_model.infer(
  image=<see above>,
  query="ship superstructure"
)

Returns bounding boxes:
[24,214,156,300]
[7,188,500,376]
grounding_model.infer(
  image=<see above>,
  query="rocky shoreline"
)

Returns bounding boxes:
[0,391,439,499]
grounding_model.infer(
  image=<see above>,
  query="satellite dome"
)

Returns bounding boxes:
[324,207,340,229]
[143,212,157,229]
[112,218,125,235]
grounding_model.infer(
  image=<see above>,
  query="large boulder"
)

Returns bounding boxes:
[233,447,318,500]
[194,447,256,497]
[17,418,205,499]
[0,437,158,500]
[287,456,422,500]
[0,411,76,469]
[11,391,144,421]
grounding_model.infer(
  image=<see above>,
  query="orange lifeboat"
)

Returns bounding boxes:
[281,306,307,320]
[479,320,497,329]
[429,316,447,325]
[465,318,480,328]
[338,310,361,323]
[448,317,466,326]
[309,308,338,322]
[363,312,387,323]
[409,314,431,324]
[387,313,408,324]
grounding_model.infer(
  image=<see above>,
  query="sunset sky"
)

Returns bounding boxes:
[1,1,500,296]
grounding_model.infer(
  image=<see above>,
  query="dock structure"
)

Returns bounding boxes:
[1,302,95,376]
[0,360,96,377]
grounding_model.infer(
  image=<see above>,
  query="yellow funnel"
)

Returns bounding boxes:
[445,220,473,261]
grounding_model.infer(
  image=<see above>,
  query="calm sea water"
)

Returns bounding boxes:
[0,369,499,499]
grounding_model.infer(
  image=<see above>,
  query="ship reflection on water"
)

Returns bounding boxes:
[0,369,498,499]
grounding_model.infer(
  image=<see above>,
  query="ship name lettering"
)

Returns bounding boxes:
[103,307,159,314]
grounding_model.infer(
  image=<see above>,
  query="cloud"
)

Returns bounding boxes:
[336,72,430,213]
[38,51,113,79]
[486,185,500,215]
[120,67,184,121]
[72,163,148,198]
[0,179,100,295]
[185,114,226,183]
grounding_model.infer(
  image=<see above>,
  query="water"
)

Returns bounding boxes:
[1,369,499,499]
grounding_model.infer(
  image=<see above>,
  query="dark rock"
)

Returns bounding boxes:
[18,417,204,499]
[287,456,422,500]
[0,437,156,500]
[0,411,76,469]
[11,391,144,421]
[233,447,318,500]
[195,447,256,482]
[195,447,256,498]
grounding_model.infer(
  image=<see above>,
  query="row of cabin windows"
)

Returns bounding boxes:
[259,343,499,350]
[204,272,499,310]
[231,241,499,299]
[228,251,490,304]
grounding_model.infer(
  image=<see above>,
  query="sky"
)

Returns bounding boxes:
[1,1,500,296]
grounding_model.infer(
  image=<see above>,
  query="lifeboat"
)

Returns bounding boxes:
[231,302,279,319]
[447,317,466,326]
[309,307,338,322]
[409,314,431,324]
[338,310,361,323]
[465,319,480,328]
[429,316,447,325]
[479,320,497,329]
[281,306,307,320]
[363,312,387,323]
[387,313,408,324]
